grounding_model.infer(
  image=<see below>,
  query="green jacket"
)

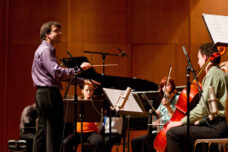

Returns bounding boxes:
[181,65,228,124]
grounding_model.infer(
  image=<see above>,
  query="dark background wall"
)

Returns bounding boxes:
[1,0,228,151]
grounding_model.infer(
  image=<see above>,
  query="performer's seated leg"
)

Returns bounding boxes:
[142,133,157,152]
[104,133,122,152]
[62,132,103,152]
[85,132,103,152]
[131,135,147,152]
[62,133,79,152]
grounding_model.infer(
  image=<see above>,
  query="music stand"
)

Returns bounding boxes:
[63,99,102,123]
[103,88,147,152]
[63,99,102,151]
[103,88,147,116]
[132,91,161,111]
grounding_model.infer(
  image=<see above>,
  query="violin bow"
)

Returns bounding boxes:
[163,65,172,98]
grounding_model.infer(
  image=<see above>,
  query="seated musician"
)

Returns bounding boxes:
[19,103,37,152]
[166,43,228,152]
[62,84,103,152]
[131,76,179,152]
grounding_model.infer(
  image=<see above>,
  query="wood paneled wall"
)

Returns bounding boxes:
[1,0,7,151]
[131,0,190,85]
[1,0,228,151]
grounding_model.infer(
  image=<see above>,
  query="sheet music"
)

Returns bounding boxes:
[103,88,144,114]
[203,14,228,44]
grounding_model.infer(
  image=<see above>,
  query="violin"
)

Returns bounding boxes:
[163,89,177,102]
[153,45,227,152]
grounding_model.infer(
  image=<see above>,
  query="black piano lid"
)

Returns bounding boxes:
[62,56,158,91]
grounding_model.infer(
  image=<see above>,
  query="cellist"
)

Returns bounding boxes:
[166,43,228,152]
[131,76,179,152]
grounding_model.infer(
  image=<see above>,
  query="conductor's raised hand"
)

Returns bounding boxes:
[80,62,92,71]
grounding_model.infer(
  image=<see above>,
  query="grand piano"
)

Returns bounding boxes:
[62,56,160,129]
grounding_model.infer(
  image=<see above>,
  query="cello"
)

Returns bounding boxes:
[153,45,226,152]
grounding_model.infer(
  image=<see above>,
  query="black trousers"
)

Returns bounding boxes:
[62,132,103,152]
[131,135,146,152]
[104,133,122,152]
[166,118,228,152]
[33,87,63,152]
[131,133,157,152]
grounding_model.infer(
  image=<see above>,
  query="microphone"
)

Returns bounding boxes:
[118,87,132,109]
[182,46,188,56]
[110,87,132,111]
[208,86,219,120]
[67,51,73,58]
[117,48,128,57]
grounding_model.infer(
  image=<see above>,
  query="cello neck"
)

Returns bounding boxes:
[195,58,210,79]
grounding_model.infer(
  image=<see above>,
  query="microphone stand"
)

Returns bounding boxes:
[186,62,191,140]
[64,52,80,152]
[182,46,202,145]
[63,52,74,99]
[64,52,100,152]
[73,65,80,152]
[84,50,126,151]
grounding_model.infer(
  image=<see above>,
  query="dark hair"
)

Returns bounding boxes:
[40,21,61,41]
[199,43,221,65]
[159,77,176,98]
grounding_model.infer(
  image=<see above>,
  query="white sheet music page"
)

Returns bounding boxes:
[203,14,228,44]
[121,92,143,113]
[103,88,143,113]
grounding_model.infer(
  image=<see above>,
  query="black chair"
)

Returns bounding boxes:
[8,140,27,152]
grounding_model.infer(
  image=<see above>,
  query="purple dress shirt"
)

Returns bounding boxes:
[32,41,84,88]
